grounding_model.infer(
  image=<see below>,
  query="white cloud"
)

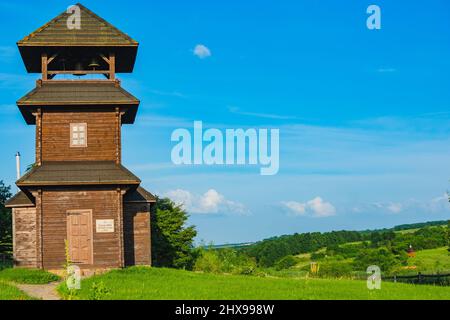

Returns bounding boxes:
[282,201,306,215]
[165,189,194,209]
[282,197,336,218]
[193,44,211,59]
[354,195,450,215]
[164,188,249,215]
[307,197,337,217]
[387,203,403,214]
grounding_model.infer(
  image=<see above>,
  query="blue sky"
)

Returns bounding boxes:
[0,1,450,244]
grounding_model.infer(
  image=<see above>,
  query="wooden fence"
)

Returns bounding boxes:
[384,272,450,286]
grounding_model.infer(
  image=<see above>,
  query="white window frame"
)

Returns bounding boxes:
[70,123,87,148]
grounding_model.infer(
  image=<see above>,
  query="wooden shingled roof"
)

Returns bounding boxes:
[16,161,141,187]
[5,191,35,208]
[17,3,138,73]
[124,187,157,203]
[18,3,138,47]
[17,80,139,124]
[6,187,156,207]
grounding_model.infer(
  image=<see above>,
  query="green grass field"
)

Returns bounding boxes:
[58,267,450,300]
[0,282,33,300]
[407,247,450,273]
[0,268,60,284]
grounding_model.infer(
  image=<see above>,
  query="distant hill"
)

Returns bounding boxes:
[207,242,255,249]
[359,220,448,234]
[391,220,448,231]
[213,220,448,249]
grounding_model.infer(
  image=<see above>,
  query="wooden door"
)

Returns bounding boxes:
[67,210,93,264]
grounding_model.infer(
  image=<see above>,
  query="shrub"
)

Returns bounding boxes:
[310,252,325,260]
[274,255,298,271]
[194,248,257,275]
[193,250,222,274]
[318,260,354,278]
[89,281,110,300]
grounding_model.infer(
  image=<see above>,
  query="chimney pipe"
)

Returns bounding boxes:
[16,152,21,181]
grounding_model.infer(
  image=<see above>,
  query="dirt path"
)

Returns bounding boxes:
[16,282,62,300]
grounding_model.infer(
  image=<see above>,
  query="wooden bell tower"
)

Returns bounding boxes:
[6,4,155,271]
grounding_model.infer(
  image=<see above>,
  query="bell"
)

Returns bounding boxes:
[73,62,86,76]
[88,57,100,70]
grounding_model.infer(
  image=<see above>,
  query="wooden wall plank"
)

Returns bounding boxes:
[123,203,151,266]
[41,109,119,162]
[41,188,121,270]
[13,207,38,268]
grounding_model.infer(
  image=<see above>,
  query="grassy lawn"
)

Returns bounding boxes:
[0,282,33,300]
[58,266,450,300]
[0,268,60,284]
[407,247,450,273]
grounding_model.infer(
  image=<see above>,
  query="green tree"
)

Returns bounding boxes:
[353,248,400,274]
[0,181,12,256]
[151,197,197,269]
[447,220,450,253]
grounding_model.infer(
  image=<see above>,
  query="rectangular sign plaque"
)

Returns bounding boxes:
[96,219,115,233]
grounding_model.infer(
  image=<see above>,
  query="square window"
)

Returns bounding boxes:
[70,123,87,147]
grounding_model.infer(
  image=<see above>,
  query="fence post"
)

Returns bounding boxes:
[418,272,422,284]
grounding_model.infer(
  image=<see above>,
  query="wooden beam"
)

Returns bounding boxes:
[99,54,110,64]
[47,70,111,75]
[41,53,48,80]
[47,53,58,65]
[109,52,116,80]
[116,107,121,164]
[35,108,42,166]
[117,188,125,268]
[35,189,43,269]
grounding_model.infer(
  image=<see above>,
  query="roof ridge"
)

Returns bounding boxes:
[75,3,137,44]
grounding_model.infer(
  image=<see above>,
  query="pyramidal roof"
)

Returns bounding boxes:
[18,3,138,47]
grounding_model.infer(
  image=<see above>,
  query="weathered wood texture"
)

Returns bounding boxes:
[12,207,37,268]
[123,203,151,266]
[41,188,121,269]
[35,108,42,165]
[40,109,120,162]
